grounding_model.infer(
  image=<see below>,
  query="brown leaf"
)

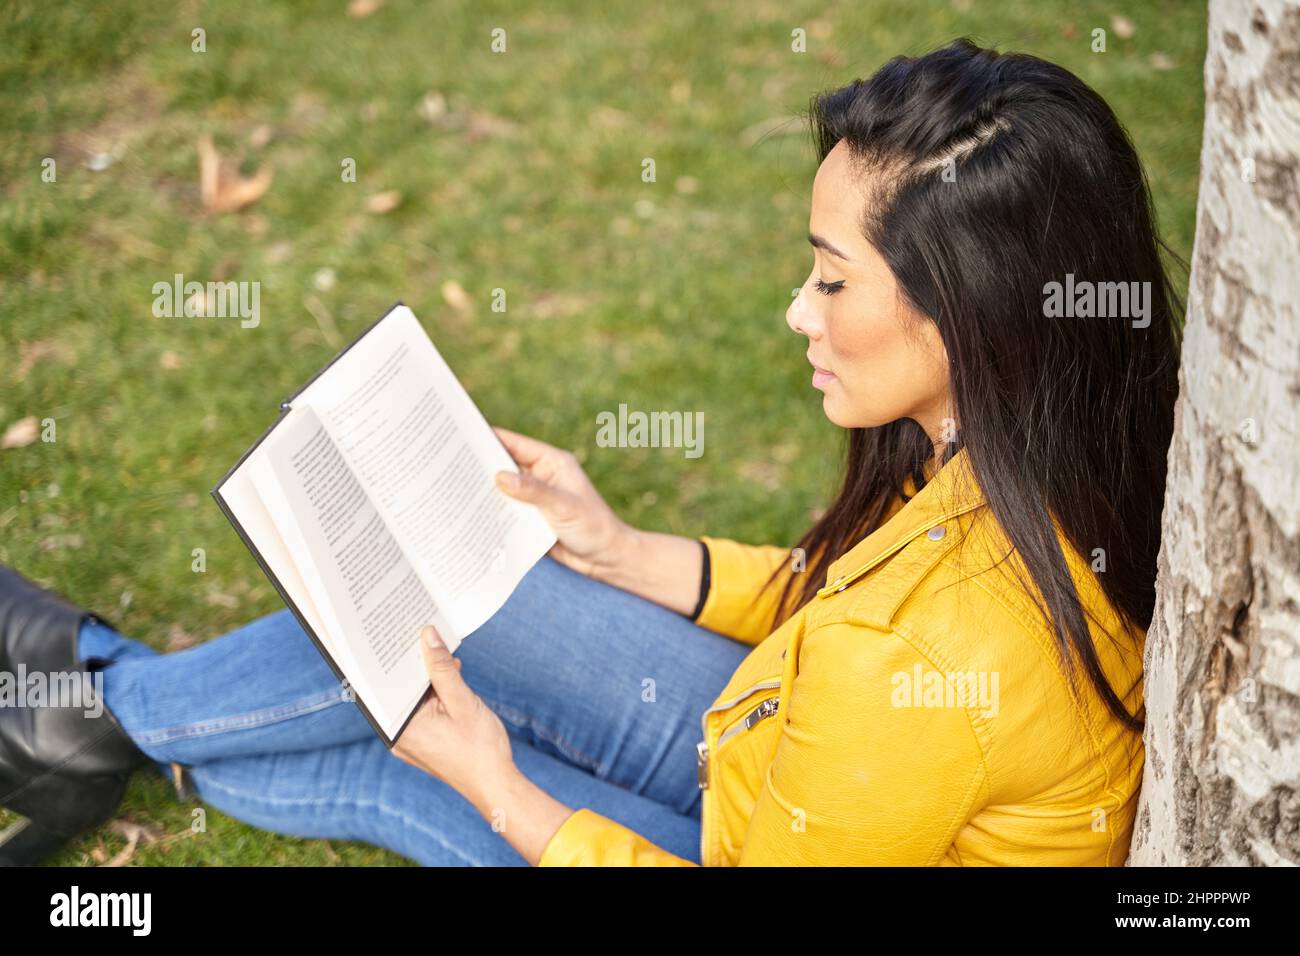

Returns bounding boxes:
[99,819,163,867]
[347,0,384,17]
[304,295,342,349]
[110,819,164,844]
[529,292,587,320]
[165,623,200,651]
[206,590,239,609]
[198,134,273,214]
[465,110,518,143]
[417,91,449,124]
[13,340,72,384]
[1,416,38,449]
[38,534,83,553]
[365,190,402,214]
[441,279,472,313]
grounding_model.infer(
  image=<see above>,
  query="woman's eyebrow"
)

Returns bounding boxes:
[808,233,851,262]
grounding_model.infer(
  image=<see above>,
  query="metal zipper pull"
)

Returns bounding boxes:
[696,740,709,789]
[744,697,780,729]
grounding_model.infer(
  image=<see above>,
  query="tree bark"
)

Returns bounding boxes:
[1129,0,1300,865]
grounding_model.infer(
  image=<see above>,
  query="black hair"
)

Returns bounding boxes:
[766,38,1183,732]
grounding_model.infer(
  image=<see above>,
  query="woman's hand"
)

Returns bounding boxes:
[393,625,515,806]
[492,425,637,580]
[393,624,579,864]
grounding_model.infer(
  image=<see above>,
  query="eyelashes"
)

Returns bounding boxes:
[814,278,845,296]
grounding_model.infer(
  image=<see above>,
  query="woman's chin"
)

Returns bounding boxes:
[820,392,891,430]
[820,392,854,428]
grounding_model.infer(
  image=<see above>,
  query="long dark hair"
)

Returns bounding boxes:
[765,39,1182,732]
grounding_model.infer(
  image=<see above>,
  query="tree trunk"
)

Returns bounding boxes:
[1128,0,1300,866]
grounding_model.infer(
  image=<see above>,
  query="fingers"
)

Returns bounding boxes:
[492,426,551,467]
[418,625,472,718]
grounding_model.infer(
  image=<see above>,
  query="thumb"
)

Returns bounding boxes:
[418,625,470,717]
[495,469,549,504]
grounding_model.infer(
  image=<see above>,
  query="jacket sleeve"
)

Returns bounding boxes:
[536,808,697,867]
[737,620,990,865]
[693,535,797,646]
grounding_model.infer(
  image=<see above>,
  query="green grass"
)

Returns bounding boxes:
[0,0,1206,864]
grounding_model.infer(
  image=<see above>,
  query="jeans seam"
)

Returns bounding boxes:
[191,772,490,866]
[130,687,348,747]
[478,693,606,777]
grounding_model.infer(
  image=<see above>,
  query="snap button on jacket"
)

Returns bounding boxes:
[538,447,1146,866]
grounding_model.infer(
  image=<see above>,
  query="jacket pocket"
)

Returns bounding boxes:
[715,693,781,750]
[698,678,781,790]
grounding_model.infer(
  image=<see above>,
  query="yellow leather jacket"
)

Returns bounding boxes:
[538,447,1146,866]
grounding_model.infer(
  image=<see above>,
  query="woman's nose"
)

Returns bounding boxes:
[786,284,821,338]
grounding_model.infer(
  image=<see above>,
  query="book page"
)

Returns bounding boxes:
[211,459,336,662]
[252,404,442,739]
[292,305,556,640]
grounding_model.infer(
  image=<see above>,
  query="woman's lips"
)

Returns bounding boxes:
[808,354,835,389]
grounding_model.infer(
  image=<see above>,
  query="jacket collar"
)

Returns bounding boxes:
[817,445,987,598]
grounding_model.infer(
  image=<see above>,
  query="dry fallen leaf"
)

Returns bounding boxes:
[165,623,200,652]
[465,110,518,143]
[304,294,342,349]
[111,819,163,844]
[1,416,38,449]
[365,190,403,214]
[198,134,273,214]
[14,340,72,384]
[347,0,384,17]
[206,590,240,609]
[100,819,164,867]
[441,279,472,313]
[417,91,448,124]
[529,292,587,320]
[38,534,83,553]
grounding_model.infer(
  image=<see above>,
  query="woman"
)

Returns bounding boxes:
[0,37,1179,866]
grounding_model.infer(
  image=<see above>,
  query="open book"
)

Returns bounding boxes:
[212,303,556,746]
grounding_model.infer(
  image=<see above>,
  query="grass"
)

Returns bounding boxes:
[0,0,1207,865]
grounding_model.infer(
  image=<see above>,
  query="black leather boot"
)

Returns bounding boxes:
[0,566,153,866]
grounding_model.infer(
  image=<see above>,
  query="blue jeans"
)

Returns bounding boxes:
[77,556,750,865]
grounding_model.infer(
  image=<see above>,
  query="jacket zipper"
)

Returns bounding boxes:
[697,677,782,866]
[715,695,780,749]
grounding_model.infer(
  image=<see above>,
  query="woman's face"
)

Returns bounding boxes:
[787,140,953,447]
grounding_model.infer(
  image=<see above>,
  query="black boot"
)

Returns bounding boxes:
[0,566,153,866]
